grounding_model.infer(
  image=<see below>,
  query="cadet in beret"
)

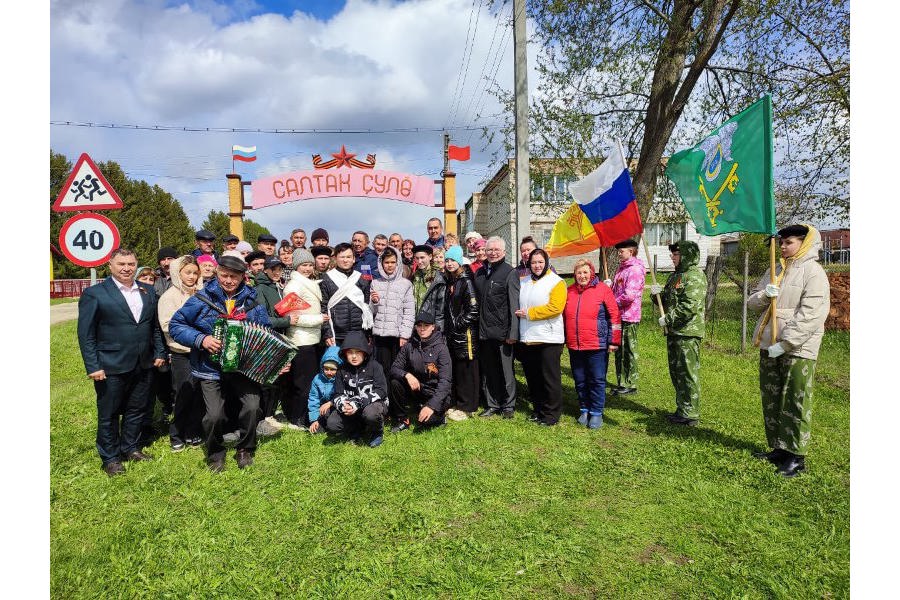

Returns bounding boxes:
[748,224,830,477]
[608,239,646,395]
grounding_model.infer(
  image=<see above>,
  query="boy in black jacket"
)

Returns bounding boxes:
[322,330,388,447]
[389,309,452,432]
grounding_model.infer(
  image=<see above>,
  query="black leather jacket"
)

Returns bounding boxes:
[443,266,480,360]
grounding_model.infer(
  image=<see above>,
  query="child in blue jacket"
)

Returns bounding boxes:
[308,345,342,433]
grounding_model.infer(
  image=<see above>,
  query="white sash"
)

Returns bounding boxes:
[326,269,374,339]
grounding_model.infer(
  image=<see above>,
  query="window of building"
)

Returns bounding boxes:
[531,174,578,204]
[645,222,687,246]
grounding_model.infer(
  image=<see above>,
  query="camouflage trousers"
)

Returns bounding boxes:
[614,321,640,388]
[666,336,701,420]
[759,352,816,456]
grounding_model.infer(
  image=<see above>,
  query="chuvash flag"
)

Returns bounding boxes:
[232,145,258,162]
[665,95,776,235]
[545,140,643,257]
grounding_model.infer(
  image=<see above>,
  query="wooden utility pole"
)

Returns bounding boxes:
[226,173,245,240]
[513,0,530,253]
[442,132,457,236]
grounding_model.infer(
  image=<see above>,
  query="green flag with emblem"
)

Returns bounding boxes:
[665,95,776,235]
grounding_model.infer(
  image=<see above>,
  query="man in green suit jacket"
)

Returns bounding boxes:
[77,248,167,476]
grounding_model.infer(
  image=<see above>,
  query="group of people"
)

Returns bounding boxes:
[77,216,830,479]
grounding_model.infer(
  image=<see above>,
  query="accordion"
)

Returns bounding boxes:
[211,319,297,385]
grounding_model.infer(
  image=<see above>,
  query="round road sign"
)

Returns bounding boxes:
[59,212,121,268]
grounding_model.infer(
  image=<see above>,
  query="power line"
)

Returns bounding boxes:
[50,121,502,134]
[446,0,485,128]
[445,0,478,128]
[454,3,507,131]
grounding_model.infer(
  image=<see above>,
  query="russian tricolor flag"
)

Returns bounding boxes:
[232,145,257,162]
[567,141,643,247]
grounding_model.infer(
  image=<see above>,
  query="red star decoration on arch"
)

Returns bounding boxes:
[331,145,357,168]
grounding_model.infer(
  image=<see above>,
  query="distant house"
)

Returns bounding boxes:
[819,228,850,264]
[459,157,721,274]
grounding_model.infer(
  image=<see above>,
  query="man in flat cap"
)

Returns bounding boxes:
[310,228,330,247]
[192,230,218,261]
[222,234,239,253]
[609,239,646,395]
[257,233,278,257]
[651,240,707,426]
[169,254,271,472]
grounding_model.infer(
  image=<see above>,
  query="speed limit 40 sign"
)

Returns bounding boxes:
[59,213,121,268]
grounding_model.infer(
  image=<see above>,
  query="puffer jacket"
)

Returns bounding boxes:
[157,255,202,354]
[390,328,452,413]
[282,271,325,347]
[612,255,646,323]
[308,345,343,422]
[654,240,706,338]
[254,270,290,332]
[475,259,520,341]
[415,270,448,332]
[371,246,415,339]
[564,277,622,351]
[748,226,830,359]
[332,331,388,411]
[443,265,480,360]
[169,278,271,380]
[320,267,372,342]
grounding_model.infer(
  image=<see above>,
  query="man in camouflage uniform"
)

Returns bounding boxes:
[748,224,830,478]
[651,240,706,426]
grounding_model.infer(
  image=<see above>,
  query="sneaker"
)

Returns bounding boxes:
[391,419,410,433]
[577,411,589,426]
[528,413,540,422]
[588,414,603,429]
[618,387,638,395]
[170,440,186,452]
[265,416,285,430]
[286,421,307,431]
[187,437,203,447]
[666,414,698,427]
[223,431,240,444]
[368,433,384,448]
[446,408,469,422]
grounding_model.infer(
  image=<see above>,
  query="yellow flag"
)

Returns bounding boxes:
[545,202,601,258]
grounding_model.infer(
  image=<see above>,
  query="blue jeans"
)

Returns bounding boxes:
[569,349,609,415]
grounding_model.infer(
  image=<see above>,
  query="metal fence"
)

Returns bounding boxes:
[50,279,99,298]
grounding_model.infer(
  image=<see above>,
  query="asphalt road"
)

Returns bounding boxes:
[50,302,79,325]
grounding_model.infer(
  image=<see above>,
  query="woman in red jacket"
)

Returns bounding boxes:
[563,259,621,429]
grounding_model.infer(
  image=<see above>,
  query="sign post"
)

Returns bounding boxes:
[52,153,124,286]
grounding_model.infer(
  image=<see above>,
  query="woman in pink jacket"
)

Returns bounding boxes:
[564,259,621,429]
[608,239,646,395]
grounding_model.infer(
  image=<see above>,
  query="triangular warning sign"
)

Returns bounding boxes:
[52,153,124,212]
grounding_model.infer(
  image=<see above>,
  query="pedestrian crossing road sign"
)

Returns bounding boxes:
[52,153,124,212]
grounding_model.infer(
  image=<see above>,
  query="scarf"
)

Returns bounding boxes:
[753,224,818,347]
[326,268,373,339]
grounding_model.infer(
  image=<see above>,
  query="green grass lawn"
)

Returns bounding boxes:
[50,297,78,305]
[50,287,849,598]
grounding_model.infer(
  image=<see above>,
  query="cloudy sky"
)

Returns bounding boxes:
[50,0,523,245]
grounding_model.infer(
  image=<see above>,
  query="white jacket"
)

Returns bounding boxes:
[282,272,325,347]
[518,271,565,344]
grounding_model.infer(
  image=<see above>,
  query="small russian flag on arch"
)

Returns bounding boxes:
[232,145,257,162]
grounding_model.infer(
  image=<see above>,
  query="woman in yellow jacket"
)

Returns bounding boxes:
[515,249,567,425]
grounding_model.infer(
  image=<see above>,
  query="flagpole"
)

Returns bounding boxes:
[601,248,609,280]
[641,234,667,329]
[769,236,777,344]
